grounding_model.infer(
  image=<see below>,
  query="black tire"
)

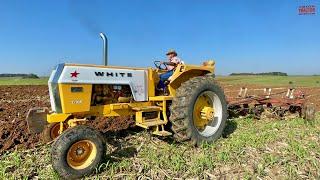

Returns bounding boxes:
[51,125,106,179]
[169,76,228,146]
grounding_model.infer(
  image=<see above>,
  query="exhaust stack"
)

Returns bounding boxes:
[99,32,108,66]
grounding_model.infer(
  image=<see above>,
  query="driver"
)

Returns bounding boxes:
[157,49,183,90]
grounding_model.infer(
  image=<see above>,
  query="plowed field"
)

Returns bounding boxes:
[0,85,319,153]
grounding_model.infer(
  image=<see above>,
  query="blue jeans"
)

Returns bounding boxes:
[158,70,173,89]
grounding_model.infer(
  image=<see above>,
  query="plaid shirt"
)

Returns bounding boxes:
[167,56,182,71]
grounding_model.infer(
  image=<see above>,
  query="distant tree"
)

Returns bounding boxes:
[25,73,39,79]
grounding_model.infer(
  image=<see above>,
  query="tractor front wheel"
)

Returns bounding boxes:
[170,76,228,146]
[51,125,106,179]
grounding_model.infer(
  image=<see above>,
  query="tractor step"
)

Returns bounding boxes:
[136,118,165,128]
[152,130,172,136]
[132,106,161,112]
[149,96,173,101]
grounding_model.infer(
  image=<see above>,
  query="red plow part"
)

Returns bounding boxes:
[227,87,315,120]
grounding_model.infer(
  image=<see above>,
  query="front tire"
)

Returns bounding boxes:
[51,125,106,179]
[170,76,228,146]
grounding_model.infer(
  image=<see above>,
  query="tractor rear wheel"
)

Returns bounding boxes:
[170,76,228,146]
[51,125,106,179]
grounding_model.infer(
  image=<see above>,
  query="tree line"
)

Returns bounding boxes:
[0,73,39,78]
[229,72,288,76]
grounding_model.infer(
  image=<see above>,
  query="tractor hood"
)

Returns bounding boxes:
[48,63,149,113]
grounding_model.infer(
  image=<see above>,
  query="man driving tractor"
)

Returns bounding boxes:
[157,49,183,90]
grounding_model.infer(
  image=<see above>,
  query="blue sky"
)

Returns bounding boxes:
[0,0,319,75]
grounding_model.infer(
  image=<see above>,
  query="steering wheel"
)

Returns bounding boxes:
[154,61,167,70]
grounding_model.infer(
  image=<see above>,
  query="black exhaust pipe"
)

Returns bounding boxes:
[99,32,108,66]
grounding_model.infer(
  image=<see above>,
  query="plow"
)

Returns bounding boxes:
[227,87,315,120]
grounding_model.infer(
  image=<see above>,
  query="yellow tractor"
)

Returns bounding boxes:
[26,34,227,179]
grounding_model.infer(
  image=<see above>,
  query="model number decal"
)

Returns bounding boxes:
[71,100,82,104]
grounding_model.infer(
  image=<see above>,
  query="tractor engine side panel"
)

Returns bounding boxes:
[58,84,92,113]
[58,66,148,103]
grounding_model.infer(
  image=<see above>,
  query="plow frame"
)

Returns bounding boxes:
[227,87,308,119]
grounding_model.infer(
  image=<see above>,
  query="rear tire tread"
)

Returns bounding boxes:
[169,75,227,145]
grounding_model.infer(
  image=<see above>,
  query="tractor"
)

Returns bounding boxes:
[26,34,228,179]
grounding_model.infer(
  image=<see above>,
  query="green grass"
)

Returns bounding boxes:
[216,75,320,87]
[1,115,319,179]
[0,77,48,85]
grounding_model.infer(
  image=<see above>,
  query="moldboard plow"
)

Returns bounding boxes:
[227,87,315,120]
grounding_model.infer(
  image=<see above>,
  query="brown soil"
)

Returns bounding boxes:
[0,84,319,153]
[0,86,134,154]
[0,86,49,153]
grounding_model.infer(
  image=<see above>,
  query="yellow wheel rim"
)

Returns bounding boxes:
[67,140,97,170]
[201,106,215,120]
[193,91,223,137]
[193,92,214,131]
